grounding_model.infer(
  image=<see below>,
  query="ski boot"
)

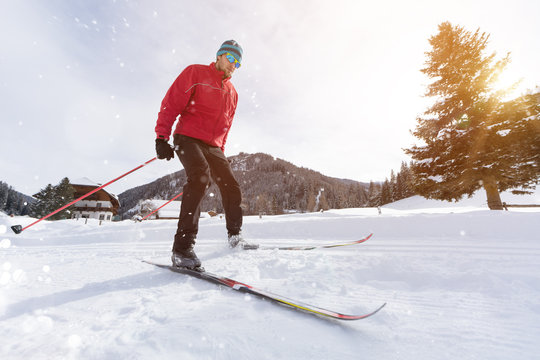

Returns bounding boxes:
[228,233,259,250]
[171,245,203,271]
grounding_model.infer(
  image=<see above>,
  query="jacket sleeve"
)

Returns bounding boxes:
[155,66,195,140]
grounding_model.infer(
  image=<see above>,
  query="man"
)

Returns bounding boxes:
[154,40,255,270]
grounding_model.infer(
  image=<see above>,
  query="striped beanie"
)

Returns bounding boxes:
[216,40,243,64]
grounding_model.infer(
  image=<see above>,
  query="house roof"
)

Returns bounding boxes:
[71,177,101,186]
[71,178,119,207]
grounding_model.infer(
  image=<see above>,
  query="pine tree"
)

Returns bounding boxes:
[400,161,415,198]
[389,170,396,202]
[30,184,56,218]
[405,22,540,209]
[380,179,392,205]
[318,192,330,211]
[394,172,404,200]
[52,177,75,220]
[306,193,317,212]
[30,178,75,220]
[4,191,16,215]
[0,182,8,211]
[256,194,269,214]
[367,181,381,207]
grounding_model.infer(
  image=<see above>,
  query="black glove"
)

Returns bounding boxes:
[155,138,174,160]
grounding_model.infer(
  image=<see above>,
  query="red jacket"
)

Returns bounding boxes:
[155,62,238,152]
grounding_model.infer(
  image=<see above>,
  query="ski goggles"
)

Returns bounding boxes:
[225,53,241,69]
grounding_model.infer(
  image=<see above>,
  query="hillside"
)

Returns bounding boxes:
[118,152,369,219]
[384,186,540,212]
[0,181,34,216]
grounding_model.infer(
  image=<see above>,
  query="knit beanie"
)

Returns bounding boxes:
[216,40,243,64]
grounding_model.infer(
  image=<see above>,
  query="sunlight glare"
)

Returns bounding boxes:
[492,64,525,100]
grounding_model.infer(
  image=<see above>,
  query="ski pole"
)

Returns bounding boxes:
[11,157,158,234]
[140,191,183,221]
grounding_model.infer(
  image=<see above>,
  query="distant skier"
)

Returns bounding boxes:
[154,40,255,270]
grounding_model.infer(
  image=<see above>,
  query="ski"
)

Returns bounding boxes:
[143,260,385,321]
[250,233,373,251]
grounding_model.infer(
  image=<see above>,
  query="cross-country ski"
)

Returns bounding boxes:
[143,260,386,321]
[251,233,373,250]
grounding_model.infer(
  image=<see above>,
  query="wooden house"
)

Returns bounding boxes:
[70,177,119,221]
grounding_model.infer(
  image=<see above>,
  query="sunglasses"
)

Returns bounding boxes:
[225,53,241,69]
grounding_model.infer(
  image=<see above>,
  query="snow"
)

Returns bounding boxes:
[1,190,539,359]
[70,177,101,186]
[142,199,182,219]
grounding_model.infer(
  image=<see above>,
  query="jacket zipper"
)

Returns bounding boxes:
[211,77,227,141]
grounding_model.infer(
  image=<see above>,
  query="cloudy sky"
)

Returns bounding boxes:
[2,0,539,196]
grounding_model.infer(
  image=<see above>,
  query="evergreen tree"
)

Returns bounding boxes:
[405,22,540,209]
[367,181,381,207]
[400,161,415,198]
[4,191,16,215]
[20,201,30,216]
[389,170,396,202]
[256,194,269,214]
[318,191,330,211]
[306,193,317,212]
[52,177,75,220]
[380,179,392,205]
[0,182,8,210]
[30,184,56,218]
[0,181,34,215]
[30,178,75,220]
[271,195,282,215]
[394,172,405,200]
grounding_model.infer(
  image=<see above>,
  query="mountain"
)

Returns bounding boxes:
[118,152,369,219]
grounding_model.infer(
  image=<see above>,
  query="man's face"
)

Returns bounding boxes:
[216,54,237,78]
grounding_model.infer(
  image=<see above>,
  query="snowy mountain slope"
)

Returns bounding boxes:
[0,194,539,359]
[385,187,540,211]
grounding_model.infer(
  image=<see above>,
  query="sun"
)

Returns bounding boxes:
[491,64,525,100]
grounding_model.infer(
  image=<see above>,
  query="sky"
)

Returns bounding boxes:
[1,0,539,197]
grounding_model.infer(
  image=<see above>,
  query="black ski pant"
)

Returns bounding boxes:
[172,134,242,253]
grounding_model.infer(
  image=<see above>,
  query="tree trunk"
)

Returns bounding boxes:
[483,177,503,210]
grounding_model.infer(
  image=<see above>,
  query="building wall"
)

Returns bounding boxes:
[75,200,114,209]
[72,211,114,221]
[72,200,115,221]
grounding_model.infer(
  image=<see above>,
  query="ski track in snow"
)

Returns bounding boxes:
[0,201,539,359]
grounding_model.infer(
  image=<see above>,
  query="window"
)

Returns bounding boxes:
[99,214,105,220]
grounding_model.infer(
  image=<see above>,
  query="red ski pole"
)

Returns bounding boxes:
[11,157,158,234]
[140,191,183,221]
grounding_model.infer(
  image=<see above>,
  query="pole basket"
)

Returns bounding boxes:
[11,225,23,234]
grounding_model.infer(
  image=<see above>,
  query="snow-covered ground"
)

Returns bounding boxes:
[1,190,539,360]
